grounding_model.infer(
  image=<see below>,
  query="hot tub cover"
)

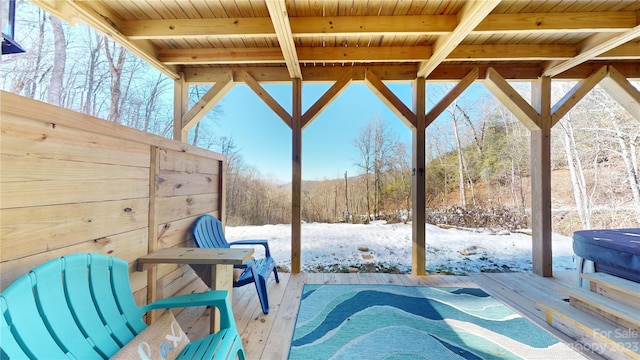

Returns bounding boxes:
[573,228,640,282]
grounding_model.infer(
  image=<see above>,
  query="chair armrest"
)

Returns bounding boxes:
[229,239,272,257]
[140,291,234,330]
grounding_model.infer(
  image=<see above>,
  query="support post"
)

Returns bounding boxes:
[291,78,302,273]
[173,74,188,142]
[531,77,553,277]
[412,77,427,276]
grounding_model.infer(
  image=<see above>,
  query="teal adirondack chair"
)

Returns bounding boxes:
[192,215,279,314]
[0,253,245,359]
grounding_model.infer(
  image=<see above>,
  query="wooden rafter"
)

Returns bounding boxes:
[265,0,302,79]
[544,24,640,77]
[417,0,500,78]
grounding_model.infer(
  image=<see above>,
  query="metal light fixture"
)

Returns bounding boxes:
[2,0,25,55]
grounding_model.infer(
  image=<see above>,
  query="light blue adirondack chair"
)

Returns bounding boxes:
[192,214,279,314]
[0,253,246,360]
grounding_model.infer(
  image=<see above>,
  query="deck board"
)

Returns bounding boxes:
[176,271,605,360]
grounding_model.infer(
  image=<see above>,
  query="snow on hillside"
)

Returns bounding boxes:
[225,221,578,275]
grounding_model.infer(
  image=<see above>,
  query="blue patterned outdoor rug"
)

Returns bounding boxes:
[288,284,583,360]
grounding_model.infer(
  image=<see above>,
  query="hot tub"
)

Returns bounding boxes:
[573,228,640,283]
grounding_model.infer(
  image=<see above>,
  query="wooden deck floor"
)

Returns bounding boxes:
[176,270,602,360]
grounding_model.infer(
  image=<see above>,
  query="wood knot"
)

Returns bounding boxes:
[124,207,132,212]
[94,237,109,245]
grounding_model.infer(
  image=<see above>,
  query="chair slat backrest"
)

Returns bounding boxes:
[62,255,123,356]
[1,274,71,359]
[1,253,150,359]
[30,257,104,358]
[87,255,138,345]
[193,215,230,249]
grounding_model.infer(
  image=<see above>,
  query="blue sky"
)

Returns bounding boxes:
[204,82,414,182]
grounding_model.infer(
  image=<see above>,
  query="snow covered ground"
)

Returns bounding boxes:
[225,221,578,275]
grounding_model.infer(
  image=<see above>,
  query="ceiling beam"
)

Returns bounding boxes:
[160,43,586,65]
[417,0,500,78]
[266,0,302,79]
[122,18,276,39]
[120,11,638,40]
[598,42,640,60]
[181,61,640,84]
[474,11,637,33]
[544,23,640,76]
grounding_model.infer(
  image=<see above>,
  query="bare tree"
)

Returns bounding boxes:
[354,121,374,221]
[103,38,126,122]
[559,114,592,228]
[46,15,65,106]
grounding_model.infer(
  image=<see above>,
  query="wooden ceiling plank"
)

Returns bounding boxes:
[483,67,540,130]
[301,71,353,128]
[266,0,302,79]
[364,69,416,127]
[599,66,640,120]
[544,23,640,76]
[551,65,608,126]
[241,71,292,127]
[426,67,479,125]
[417,0,500,78]
[160,42,584,65]
[181,75,235,131]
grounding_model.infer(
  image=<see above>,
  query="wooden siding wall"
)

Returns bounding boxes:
[0,91,224,306]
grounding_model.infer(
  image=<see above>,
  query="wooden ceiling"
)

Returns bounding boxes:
[32,0,640,82]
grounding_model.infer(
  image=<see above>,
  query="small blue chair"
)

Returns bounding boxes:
[192,215,279,314]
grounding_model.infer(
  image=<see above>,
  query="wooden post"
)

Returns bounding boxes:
[291,78,302,273]
[531,77,553,277]
[412,78,427,276]
[173,74,188,142]
[146,146,160,323]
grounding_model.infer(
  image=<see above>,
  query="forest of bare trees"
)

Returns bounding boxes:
[3,1,639,236]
